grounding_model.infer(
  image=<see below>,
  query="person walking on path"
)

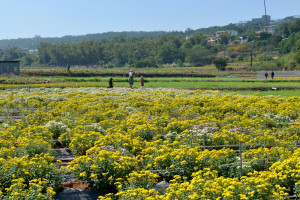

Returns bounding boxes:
[128,69,135,88]
[140,76,144,89]
[265,72,269,79]
[108,77,113,88]
[271,71,274,79]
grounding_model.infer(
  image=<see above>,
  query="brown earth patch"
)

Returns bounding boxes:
[62,180,91,189]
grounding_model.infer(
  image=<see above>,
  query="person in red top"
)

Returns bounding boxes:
[141,76,144,89]
[265,72,269,79]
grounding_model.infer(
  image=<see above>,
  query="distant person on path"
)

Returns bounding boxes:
[129,69,135,88]
[108,77,113,88]
[140,76,144,89]
[67,64,70,71]
[265,72,269,79]
[271,71,274,79]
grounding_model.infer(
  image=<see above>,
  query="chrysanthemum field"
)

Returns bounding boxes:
[0,87,299,200]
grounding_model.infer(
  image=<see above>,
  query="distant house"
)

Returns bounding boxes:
[207,35,218,45]
[29,49,38,54]
[215,30,238,38]
[239,37,247,44]
[264,25,277,35]
[0,61,20,75]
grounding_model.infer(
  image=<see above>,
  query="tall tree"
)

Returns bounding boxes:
[295,39,300,65]
[185,45,214,66]
[37,43,52,64]
[278,23,290,38]
[219,32,230,45]
[156,42,182,64]
[289,19,300,34]
[1,46,25,60]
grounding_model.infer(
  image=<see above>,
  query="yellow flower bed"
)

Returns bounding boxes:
[0,87,299,198]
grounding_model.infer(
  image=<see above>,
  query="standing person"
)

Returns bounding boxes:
[108,77,113,88]
[140,76,144,89]
[265,72,269,79]
[128,69,135,88]
[67,64,70,71]
[271,71,274,79]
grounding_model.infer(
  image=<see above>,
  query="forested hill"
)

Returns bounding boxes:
[0,31,184,50]
[0,22,266,50]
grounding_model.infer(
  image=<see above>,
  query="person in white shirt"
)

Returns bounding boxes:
[129,69,135,88]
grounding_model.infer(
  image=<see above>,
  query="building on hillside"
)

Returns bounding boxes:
[215,30,238,38]
[281,15,300,23]
[236,21,247,27]
[0,61,20,75]
[29,49,38,54]
[264,25,277,35]
[239,37,247,44]
[249,15,271,24]
[207,35,218,45]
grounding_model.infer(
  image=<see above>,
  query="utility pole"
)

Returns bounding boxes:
[250,47,253,71]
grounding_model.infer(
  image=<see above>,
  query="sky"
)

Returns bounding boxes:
[0,0,299,40]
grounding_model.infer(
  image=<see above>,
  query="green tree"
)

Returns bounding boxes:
[190,33,208,46]
[1,46,25,60]
[132,59,157,68]
[37,43,52,64]
[289,19,300,34]
[277,23,290,38]
[20,54,38,66]
[259,32,272,40]
[182,39,193,48]
[278,32,300,54]
[0,49,3,59]
[156,42,183,64]
[295,39,300,65]
[213,58,228,71]
[185,45,214,66]
[219,32,230,45]
[267,35,282,48]
[247,32,257,42]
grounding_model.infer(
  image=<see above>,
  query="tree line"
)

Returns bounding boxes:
[0,19,299,69]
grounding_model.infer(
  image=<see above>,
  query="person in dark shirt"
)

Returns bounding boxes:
[265,72,269,79]
[141,76,144,89]
[108,77,113,88]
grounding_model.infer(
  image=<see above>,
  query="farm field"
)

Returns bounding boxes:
[0,82,299,98]
[0,87,299,199]
[222,90,300,97]
[1,73,300,95]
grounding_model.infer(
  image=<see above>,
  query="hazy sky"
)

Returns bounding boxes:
[0,0,299,40]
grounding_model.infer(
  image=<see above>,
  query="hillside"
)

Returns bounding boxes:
[0,31,184,50]
[0,22,266,50]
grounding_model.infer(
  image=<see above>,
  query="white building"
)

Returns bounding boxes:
[215,30,238,38]
[264,25,277,35]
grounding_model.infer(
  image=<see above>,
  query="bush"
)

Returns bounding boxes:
[258,55,274,61]
[185,45,214,66]
[253,62,282,71]
[67,149,138,190]
[212,58,228,71]
[238,56,244,61]
[0,153,64,194]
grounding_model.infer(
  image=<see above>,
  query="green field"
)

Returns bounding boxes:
[1,67,300,97]
[45,76,300,92]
